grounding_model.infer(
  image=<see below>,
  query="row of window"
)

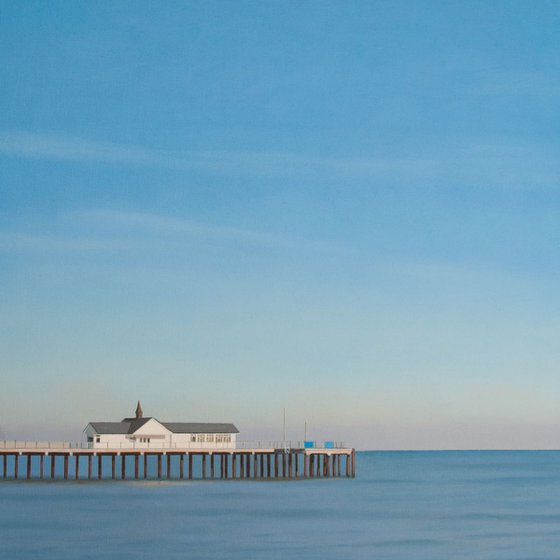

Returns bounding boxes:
[191,434,232,443]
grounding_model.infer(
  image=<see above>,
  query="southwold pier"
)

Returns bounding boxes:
[0,403,356,481]
[0,442,356,481]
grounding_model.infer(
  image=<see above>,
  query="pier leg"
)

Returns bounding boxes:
[304,454,308,477]
[274,453,279,478]
[232,453,237,479]
[253,454,257,479]
[239,453,244,478]
[295,452,299,478]
[331,455,336,477]
[75,455,80,480]
[225,454,229,479]
[352,449,356,478]
[245,454,250,479]
[282,452,286,478]
[188,454,193,479]
[259,454,264,479]
[166,454,171,479]
[267,454,271,478]
[51,454,56,480]
[63,455,68,480]
[211,454,215,479]
[288,452,292,478]
[202,454,206,479]
[220,455,224,479]
[14,454,19,480]
[111,454,116,480]
[98,455,103,480]
[27,455,32,480]
[144,454,148,479]
[157,454,162,479]
[346,454,350,477]
[180,454,184,479]
[135,455,139,480]
[87,455,92,480]
[40,454,44,480]
[121,455,126,480]
[3,454,6,479]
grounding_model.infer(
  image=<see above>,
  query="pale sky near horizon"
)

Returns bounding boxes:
[1,1,560,449]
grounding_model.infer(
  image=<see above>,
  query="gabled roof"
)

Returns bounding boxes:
[86,419,239,435]
[163,422,239,434]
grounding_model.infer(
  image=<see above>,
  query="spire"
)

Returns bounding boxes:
[135,400,143,419]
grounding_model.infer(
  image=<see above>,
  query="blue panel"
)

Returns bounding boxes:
[304,441,314,449]
[324,441,334,449]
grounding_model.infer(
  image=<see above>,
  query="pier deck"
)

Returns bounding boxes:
[0,443,356,481]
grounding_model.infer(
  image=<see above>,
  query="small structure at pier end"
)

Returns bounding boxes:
[84,402,238,450]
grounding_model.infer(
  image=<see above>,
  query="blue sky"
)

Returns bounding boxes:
[1,1,559,449]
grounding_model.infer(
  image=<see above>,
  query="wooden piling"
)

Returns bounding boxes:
[14,454,19,480]
[166,454,171,479]
[180,454,184,479]
[202,454,206,479]
[87,455,92,480]
[121,454,126,480]
[52,454,56,480]
[135,454,139,480]
[111,454,116,480]
[188,453,193,479]
[210,454,215,479]
[75,455,80,480]
[98,455,103,480]
[144,454,148,479]
[26,454,32,480]
[39,454,44,480]
[157,454,162,479]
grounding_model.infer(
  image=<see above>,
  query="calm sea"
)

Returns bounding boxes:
[1,451,560,559]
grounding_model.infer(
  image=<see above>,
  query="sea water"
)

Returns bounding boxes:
[1,451,560,559]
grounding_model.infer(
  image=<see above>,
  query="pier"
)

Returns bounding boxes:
[0,441,356,481]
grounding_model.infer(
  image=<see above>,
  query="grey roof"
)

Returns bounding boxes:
[87,419,238,435]
[88,422,131,434]
[163,423,239,434]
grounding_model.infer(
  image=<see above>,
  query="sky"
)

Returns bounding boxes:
[1,1,559,449]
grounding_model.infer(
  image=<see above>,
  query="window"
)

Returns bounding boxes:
[95,436,100,443]
[191,435,196,442]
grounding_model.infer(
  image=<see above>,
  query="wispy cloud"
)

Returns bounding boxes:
[0,210,326,254]
[1,130,558,190]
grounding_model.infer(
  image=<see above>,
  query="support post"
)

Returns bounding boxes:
[27,455,32,480]
[288,452,292,478]
[188,453,193,479]
[135,454,139,480]
[267,454,271,478]
[202,454,206,479]
[352,449,356,478]
[144,454,148,479]
[40,454,44,480]
[282,452,286,478]
[274,452,279,478]
[295,452,299,478]
[224,454,229,479]
[259,454,264,479]
[304,453,309,477]
[88,455,92,480]
[75,455,80,480]
[166,454,171,479]
[346,453,350,477]
[157,454,162,479]
[3,454,7,479]
[98,455,103,480]
[239,453,244,478]
[112,454,116,480]
[232,453,237,479]
[14,454,19,480]
[121,455,126,480]
[52,454,56,480]
[63,455,68,480]
[180,454,184,479]
[210,454,215,479]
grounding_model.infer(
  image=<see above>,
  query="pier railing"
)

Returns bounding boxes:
[0,440,349,451]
